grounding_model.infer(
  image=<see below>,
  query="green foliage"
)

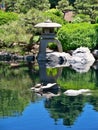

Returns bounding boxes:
[57,67,95,90]
[73,14,90,23]
[5,0,50,13]
[44,11,66,25]
[45,94,85,126]
[74,0,98,23]
[0,21,32,47]
[0,63,40,117]
[47,42,57,50]
[94,24,98,47]
[23,8,45,34]
[57,0,69,11]
[46,8,63,17]
[0,10,18,25]
[46,68,58,76]
[58,23,97,51]
[22,8,66,35]
[0,89,29,117]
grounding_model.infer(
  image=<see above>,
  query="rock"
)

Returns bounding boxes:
[64,89,91,96]
[46,52,71,62]
[71,47,95,63]
[46,52,71,67]
[10,63,20,67]
[92,49,98,59]
[68,47,95,73]
[46,60,70,68]
[71,61,94,73]
[41,83,57,90]
[24,55,35,62]
[42,92,60,99]
[92,61,98,70]
[30,83,58,93]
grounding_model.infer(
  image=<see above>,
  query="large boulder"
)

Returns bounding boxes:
[70,47,95,63]
[68,47,95,72]
[46,52,71,68]
[45,47,95,72]
[92,49,98,59]
[46,52,71,62]
[64,89,91,96]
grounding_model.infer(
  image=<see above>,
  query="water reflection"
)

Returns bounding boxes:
[0,61,98,129]
[44,94,84,126]
[45,94,98,127]
[0,89,28,117]
[38,61,62,84]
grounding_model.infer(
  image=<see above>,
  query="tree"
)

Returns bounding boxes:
[5,0,50,13]
[74,0,98,23]
[57,0,69,11]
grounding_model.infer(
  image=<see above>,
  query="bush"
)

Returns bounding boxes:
[0,11,18,25]
[46,8,63,17]
[72,14,90,23]
[43,11,66,25]
[57,23,97,51]
[0,21,32,47]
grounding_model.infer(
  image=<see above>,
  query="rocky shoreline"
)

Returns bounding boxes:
[1,46,98,72]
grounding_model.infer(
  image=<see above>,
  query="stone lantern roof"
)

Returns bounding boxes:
[34,19,61,28]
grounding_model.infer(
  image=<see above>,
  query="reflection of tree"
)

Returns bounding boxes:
[27,62,40,86]
[94,70,98,87]
[0,89,29,117]
[0,62,40,90]
[89,95,98,111]
[0,62,40,117]
[44,94,85,126]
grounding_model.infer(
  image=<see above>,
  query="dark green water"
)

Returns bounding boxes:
[0,62,98,130]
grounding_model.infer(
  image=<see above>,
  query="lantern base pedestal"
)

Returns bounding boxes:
[37,53,46,61]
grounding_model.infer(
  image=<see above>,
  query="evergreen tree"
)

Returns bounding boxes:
[74,0,98,23]
[5,0,50,13]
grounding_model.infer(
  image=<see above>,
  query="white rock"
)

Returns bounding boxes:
[72,47,95,63]
[64,89,91,96]
[41,83,57,89]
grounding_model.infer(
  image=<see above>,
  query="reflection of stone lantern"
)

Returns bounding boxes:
[35,20,63,61]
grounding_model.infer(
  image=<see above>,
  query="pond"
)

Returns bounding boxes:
[0,61,98,130]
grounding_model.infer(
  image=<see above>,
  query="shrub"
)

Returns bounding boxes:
[46,8,63,17]
[0,21,32,47]
[72,14,90,23]
[0,11,18,25]
[43,11,66,25]
[57,23,97,51]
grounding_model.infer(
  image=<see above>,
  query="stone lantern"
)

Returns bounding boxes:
[35,20,63,61]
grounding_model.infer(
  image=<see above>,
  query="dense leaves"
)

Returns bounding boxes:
[58,23,97,51]
[0,10,18,25]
